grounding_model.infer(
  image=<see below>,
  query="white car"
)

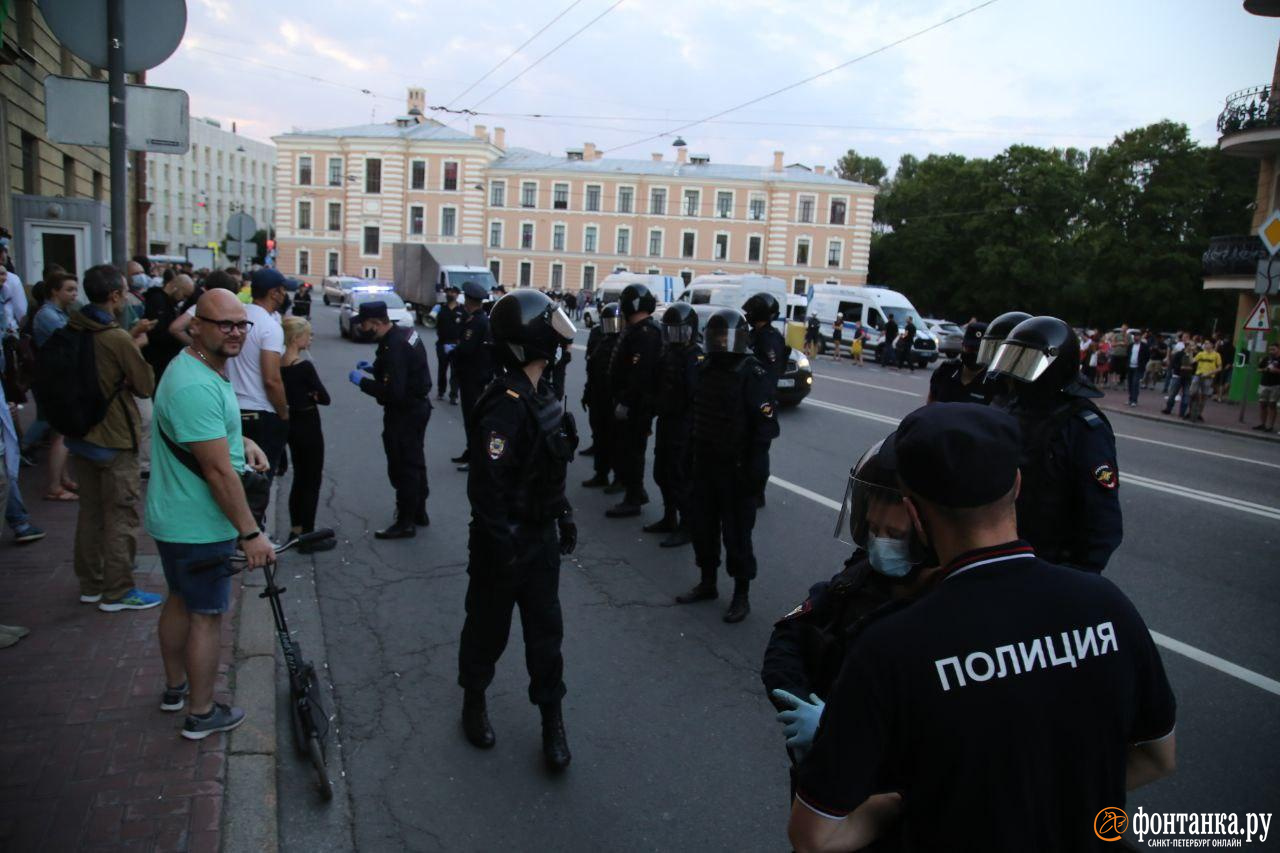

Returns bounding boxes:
[339,288,414,341]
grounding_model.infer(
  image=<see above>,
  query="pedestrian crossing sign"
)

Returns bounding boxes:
[1244,296,1271,332]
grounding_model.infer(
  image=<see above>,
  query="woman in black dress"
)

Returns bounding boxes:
[281,317,332,551]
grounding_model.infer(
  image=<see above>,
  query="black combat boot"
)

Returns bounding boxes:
[451,451,469,464]
[642,511,676,534]
[675,566,718,604]
[602,479,626,495]
[605,500,642,518]
[581,473,609,488]
[723,579,751,623]
[659,522,691,548]
[461,690,495,749]
[539,702,571,772]
[415,507,430,527]
[374,514,416,539]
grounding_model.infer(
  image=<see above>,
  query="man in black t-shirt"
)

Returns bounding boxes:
[789,403,1176,853]
[1255,342,1280,433]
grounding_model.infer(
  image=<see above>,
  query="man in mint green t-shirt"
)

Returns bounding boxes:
[145,290,275,741]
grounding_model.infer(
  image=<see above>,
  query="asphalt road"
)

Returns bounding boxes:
[273,304,1280,851]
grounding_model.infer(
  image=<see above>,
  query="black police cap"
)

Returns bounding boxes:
[893,403,1021,508]
[462,280,488,301]
[355,300,390,323]
[962,321,987,351]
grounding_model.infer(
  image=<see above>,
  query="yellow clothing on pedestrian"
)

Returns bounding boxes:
[851,339,863,357]
[1193,350,1221,377]
[237,285,252,304]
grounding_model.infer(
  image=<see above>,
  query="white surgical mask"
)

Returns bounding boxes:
[867,536,914,578]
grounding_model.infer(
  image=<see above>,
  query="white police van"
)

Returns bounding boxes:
[806,283,939,366]
[582,272,681,327]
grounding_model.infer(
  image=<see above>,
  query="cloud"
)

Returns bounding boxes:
[278,21,385,74]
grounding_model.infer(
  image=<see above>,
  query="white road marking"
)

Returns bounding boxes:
[1115,432,1280,471]
[811,372,925,397]
[801,398,1280,521]
[768,473,1280,698]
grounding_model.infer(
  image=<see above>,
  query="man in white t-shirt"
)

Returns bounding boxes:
[225,269,289,506]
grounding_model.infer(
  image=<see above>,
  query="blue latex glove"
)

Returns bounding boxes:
[356,360,373,371]
[348,369,366,387]
[443,344,457,355]
[771,688,825,760]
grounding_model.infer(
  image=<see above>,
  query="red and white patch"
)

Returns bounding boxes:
[1093,463,1118,490]
[487,432,508,461]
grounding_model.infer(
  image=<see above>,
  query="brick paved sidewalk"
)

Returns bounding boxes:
[0,449,241,851]
[1093,378,1280,442]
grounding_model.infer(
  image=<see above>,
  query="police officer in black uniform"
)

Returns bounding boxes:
[348,301,432,539]
[605,283,663,518]
[927,321,1000,404]
[456,289,579,773]
[788,403,1176,853]
[642,303,702,548]
[744,292,788,509]
[988,315,1123,573]
[676,308,779,623]
[451,280,494,472]
[580,304,623,488]
[435,284,466,404]
[975,310,1031,403]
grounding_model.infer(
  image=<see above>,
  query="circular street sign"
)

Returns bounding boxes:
[227,211,258,242]
[38,0,187,74]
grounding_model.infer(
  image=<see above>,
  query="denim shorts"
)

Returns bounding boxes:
[156,539,236,615]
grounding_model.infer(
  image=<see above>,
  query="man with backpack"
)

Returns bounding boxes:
[43,264,158,611]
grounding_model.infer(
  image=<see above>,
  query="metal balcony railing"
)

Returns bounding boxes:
[1217,86,1280,135]
[1201,234,1267,277]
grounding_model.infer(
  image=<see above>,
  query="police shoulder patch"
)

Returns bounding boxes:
[760,402,775,418]
[632,353,641,364]
[487,431,508,461]
[407,331,420,347]
[1093,463,1118,490]
[781,599,812,621]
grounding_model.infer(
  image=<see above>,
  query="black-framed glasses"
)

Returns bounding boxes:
[196,315,254,335]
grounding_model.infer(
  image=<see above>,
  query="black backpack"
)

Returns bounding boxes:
[36,325,116,438]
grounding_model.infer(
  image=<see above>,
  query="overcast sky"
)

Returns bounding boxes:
[148,0,1280,175]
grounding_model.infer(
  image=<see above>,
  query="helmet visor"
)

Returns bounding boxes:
[663,323,694,345]
[987,341,1053,383]
[834,440,904,546]
[602,315,624,334]
[704,325,750,355]
[975,335,1004,368]
[550,306,577,340]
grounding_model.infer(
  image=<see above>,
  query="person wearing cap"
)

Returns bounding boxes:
[451,280,494,472]
[349,300,433,539]
[788,403,1177,853]
[988,315,1122,573]
[225,269,291,511]
[435,284,466,404]
[927,320,999,405]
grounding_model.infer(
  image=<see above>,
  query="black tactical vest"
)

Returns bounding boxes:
[692,357,751,454]
[1014,396,1103,563]
[656,345,694,418]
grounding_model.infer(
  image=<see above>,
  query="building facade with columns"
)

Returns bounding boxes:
[273,88,875,294]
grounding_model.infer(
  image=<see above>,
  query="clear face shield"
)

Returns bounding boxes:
[549,305,578,341]
[662,322,695,345]
[987,341,1054,384]
[835,441,903,547]
[704,325,750,355]
[975,335,1005,369]
[601,314,624,335]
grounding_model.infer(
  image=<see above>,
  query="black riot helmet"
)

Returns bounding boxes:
[742,292,780,326]
[702,308,751,356]
[600,303,624,335]
[960,320,989,369]
[976,311,1031,368]
[835,435,933,573]
[489,289,578,367]
[987,315,1080,393]
[619,283,657,318]
[660,302,700,345]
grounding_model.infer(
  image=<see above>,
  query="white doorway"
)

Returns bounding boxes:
[24,220,90,282]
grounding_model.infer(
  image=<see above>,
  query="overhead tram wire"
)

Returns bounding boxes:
[444,0,588,108]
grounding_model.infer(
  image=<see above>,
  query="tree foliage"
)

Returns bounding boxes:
[835,149,888,186]
[868,121,1257,331]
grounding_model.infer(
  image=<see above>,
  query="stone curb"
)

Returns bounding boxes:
[224,480,281,853]
[1100,402,1280,444]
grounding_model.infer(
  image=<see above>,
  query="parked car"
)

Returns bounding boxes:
[338,287,413,341]
[689,304,812,407]
[924,318,965,358]
[322,275,392,306]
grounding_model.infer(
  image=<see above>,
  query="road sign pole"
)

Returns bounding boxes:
[107,0,127,269]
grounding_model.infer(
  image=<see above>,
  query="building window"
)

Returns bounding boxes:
[748,235,762,263]
[443,161,459,191]
[827,240,842,268]
[585,185,601,212]
[489,221,503,249]
[521,182,537,208]
[796,238,810,266]
[829,199,847,225]
[714,233,728,261]
[441,207,457,237]
[647,267,661,275]
[327,202,341,232]
[716,191,733,218]
[298,249,310,276]
[521,223,534,249]
[62,154,75,197]
[363,226,380,256]
[793,278,807,296]
[327,250,340,276]
[584,226,598,254]
[409,205,424,236]
[749,196,766,221]
[648,229,662,257]
[553,183,569,210]
[297,201,312,231]
[650,188,667,216]
[298,156,312,186]
[411,160,426,190]
[363,266,378,279]
[365,159,382,194]
[683,189,700,216]
[550,223,565,252]
[550,263,563,290]
[20,132,38,195]
[491,181,506,207]
[489,259,502,282]
[616,227,631,255]
[681,231,696,259]
[618,186,634,214]
[582,265,595,290]
[798,196,815,223]
[328,157,342,186]
[519,261,532,287]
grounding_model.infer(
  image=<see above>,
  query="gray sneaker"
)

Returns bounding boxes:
[181,702,246,740]
[160,681,189,712]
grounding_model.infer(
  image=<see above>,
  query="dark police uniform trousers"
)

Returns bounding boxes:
[584,331,619,479]
[435,302,466,401]
[357,325,432,518]
[458,372,573,705]
[453,309,493,462]
[609,319,663,503]
[691,355,779,580]
[653,343,701,522]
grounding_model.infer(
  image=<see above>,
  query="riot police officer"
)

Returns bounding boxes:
[643,303,702,548]
[676,308,779,623]
[744,292,787,508]
[928,321,1000,404]
[988,315,1123,572]
[435,284,466,404]
[349,301,432,539]
[976,310,1031,404]
[581,304,623,488]
[605,283,663,518]
[451,280,494,472]
[456,289,578,773]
